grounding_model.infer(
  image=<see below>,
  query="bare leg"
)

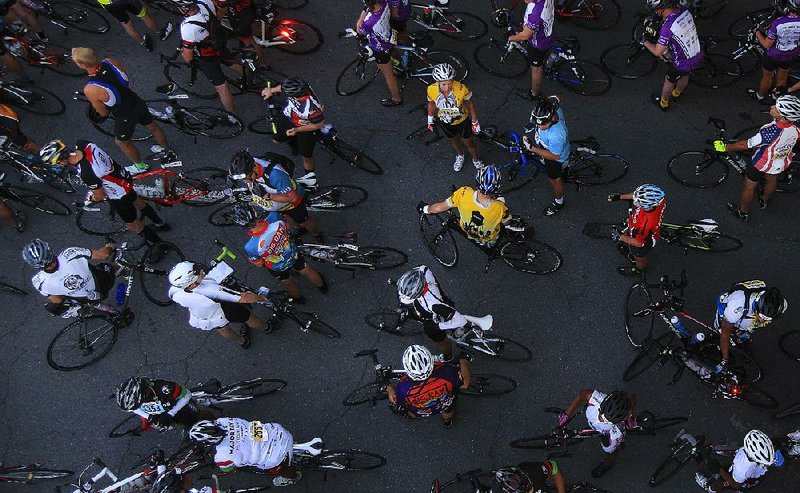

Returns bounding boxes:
[244,311,268,331]
[775,67,790,94]
[530,67,543,97]
[0,201,18,227]
[2,52,26,77]
[300,216,321,237]
[463,136,479,161]
[674,75,690,94]
[301,156,315,173]
[634,256,648,271]
[378,63,402,102]
[660,78,676,102]
[115,139,142,164]
[298,265,323,288]
[739,177,759,213]
[550,177,564,201]
[758,68,775,98]
[141,12,160,32]
[215,83,237,116]
[11,4,44,34]
[217,325,246,344]
[120,20,145,43]
[144,121,170,149]
[762,174,778,206]
[448,136,463,155]
[280,277,303,299]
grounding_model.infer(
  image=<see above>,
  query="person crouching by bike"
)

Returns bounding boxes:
[115,376,203,433]
[426,63,482,172]
[507,0,555,100]
[695,430,784,492]
[386,344,471,428]
[260,77,325,186]
[522,95,569,216]
[607,184,666,277]
[355,0,402,107]
[22,238,119,316]
[558,389,636,478]
[493,462,567,493]
[168,261,271,348]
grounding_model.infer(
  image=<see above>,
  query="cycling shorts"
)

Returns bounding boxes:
[372,50,391,64]
[666,64,693,82]
[436,118,471,140]
[219,300,251,324]
[88,262,116,297]
[628,235,655,258]
[423,321,448,342]
[274,115,317,158]
[197,57,228,87]
[761,54,797,71]
[544,157,561,180]
[525,46,547,67]
[110,191,139,223]
[268,253,306,280]
[283,200,309,224]
[102,0,147,24]
[389,18,407,32]
[113,97,153,141]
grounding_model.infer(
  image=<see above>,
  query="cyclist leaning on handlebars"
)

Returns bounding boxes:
[115,376,204,432]
[607,184,666,277]
[695,430,785,493]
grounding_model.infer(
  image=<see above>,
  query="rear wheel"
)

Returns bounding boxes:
[91,113,151,141]
[342,246,407,270]
[270,20,323,55]
[2,83,66,115]
[306,185,368,210]
[773,401,800,420]
[707,37,761,76]
[581,222,618,239]
[462,334,532,362]
[554,60,612,96]
[499,239,563,274]
[342,381,386,406]
[218,378,288,399]
[434,11,488,40]
[695,0,728,19]
[623,334,670,381]
[624,283,654,347]
[600,43,656,79]
[408,50,469,85]
[667,151,729,188]
[736,383,779,409]
[47,315,118,371]
[568,153,628,185]
[49,0,111,33]
[664,227,743,253]
[473,39,528,78]
[648,440,695,486]
[76,201,126,235]
[335,58,379,96]
[171,167,230,206]
[320,138,383,175]
[247,116,274,135]
[365,310,423,337]
[140,242,185,306]
[692,54,742,89]
[209,203,249,227]
[419,213,458,267]
[4,185,71,215]
[176,106,242,139]
[306,449,386,471]
[0,465,74,483]
[566,0,622,31]
[437,471,495,492]
[459,374,517,396]
[728,10,773,39]
[164,61,219,99]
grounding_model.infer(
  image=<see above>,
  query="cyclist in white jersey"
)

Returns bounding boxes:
[695,430,784,492]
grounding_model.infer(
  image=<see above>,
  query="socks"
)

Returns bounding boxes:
[671,89,682,99]
[659,97,669,109]
[554,197,564,205]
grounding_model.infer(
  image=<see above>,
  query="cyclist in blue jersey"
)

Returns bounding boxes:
[523,95,569,216]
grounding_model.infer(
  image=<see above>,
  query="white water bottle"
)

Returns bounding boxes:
[690,332,706,345]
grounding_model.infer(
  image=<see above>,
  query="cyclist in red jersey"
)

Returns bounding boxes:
[607,184,665,277]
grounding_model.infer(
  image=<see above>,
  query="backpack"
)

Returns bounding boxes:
[727,280,767,310]
[184,1,226,56]
[259,152,296,179]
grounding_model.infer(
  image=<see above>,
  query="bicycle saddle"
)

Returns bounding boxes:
[408,30,433,48]
[688,219,718,231]
[293,437,323,456]
[192,378,222,393]
[463,314,493,331]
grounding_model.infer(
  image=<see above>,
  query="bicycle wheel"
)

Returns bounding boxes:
[342,381,386,406]
[285,308,340,338]
[554,60,612,96]
[509,433,583,450]
[0,281,26,295]
[438,471,495,492]
[4,185,71,215]
[473,39,528,78]
[1,83,65,115]
[632,415,689,433]
[692,54,742,89]
[247,116,274,135]
[696,342,761,383]
[91,113,152,141]
[171,167,230,206]
[463,334,532,362]
[623,335,668,381]
[773,401,800,420]
[30,42,83,77]
[728,10,772,39]
[0,465,74,483]
[335,246,407,270]
[35,165,78,194]
[648,439,695,486]
[420,213,458,267]
[736,383,779,409]
[568,153,628,186]
[306,185,368,210]
[666,228,743,253]
[208,202,248,227]
[365,310,424,336]
[307,449,386,471]
[566,0,622,31]
[335,58,379,96]
[460,374,517,396]
[49,0,110,33]
[270,20,323,55]
[140,242,184,306]
[273,0,307,8]
[76,201,126,235]
[218,378,288,400]
[499,239,563,275]
[707,37,761,76]
[47,315,118,371]
[164,61,219,99]
[779,330,800,363]
[581,222,617,239]
[434,11,487,40]
[108,414,142,438]
[176,106,243,139]
[408,50,469,85]
[320,138,383,175]
[667,151,728,188]
[166,443,209,473]
[599,43,657,79]
[624,283,653,347]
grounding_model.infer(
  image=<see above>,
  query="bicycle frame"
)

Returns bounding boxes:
[409,3,451,32]
[63,458,149,493]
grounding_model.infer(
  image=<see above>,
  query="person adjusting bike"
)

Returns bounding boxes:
[95,0,173,51]
[507,0,555,100]
[188,418,302,487]
[426,63,482,172]
[493,461,566,493]
[523,95,569,216]
[642,0,704,112]
[718,95,800,221]
[260,76,325,185]
[115,376,202,432]
[418,165,512,247]
[749,0,800,102]
[558,389,636,478]
[22,238,120,316]
[354,0,402,107]
[713,280,787,374]
[386,344,470,428]
[695,429,784,492]
[168,260,272,348]
[607,184,666,277]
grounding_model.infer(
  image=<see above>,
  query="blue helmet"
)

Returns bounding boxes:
[476,165,501,194]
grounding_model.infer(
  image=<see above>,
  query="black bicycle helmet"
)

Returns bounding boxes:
[281,76,310,98]
[230,204,259,227]
[756,287,787,319]
[599,390,630,423]
[229,149,256,180]
[494,467,533,493]
[529,96,560,126]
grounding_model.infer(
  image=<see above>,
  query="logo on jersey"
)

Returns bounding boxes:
[161,384,171,394]
[63,274,89,292]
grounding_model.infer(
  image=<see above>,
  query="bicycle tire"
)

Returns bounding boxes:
[166,443,209,473]
[306,185,368,211]
[696,342,761,383]
[49,0,110,33]
[342,381,386,406]
[499,239,563,275]
[691,54,742,89]
[218,377,288,400]
[284,307,340,338]
[437,471,495,492]
[623,336,667,381]
[599,43,657,79]
[3,185,71,215]
[728,9,772,39]
[0,281,27,295]
[568,153,628,186]
[735,383,779,409]
[91,112,152,141]
[628,416,689,434]
[29,41,83,77]
[566,0,622,31]
[666,151,729,188]
[330,246,406,270]
[140,242,185,306]
[365,310,424,336]
[39,166,78,194]
[0,465,74,483]
[108,414,141,438]
[648,439,696,486]
[473,39,529,78]
[169,167,230,206]
[176,106,243,139]
[335,58,380,96]
[408,49,469,85]
[779,330,800,363]
[663,227,743,253]
[462,334,532,362]
[320,138,383,175]
[420,213,458,267]
[164,61,219,99]
[47,315,119,371]
[269,19,323,55]
[772,401,800,420]
[509,433,584,450]
[273,0,307,8]
[459,374,517,396]
[304,449,386,471]
[707,37,761,76]
[624,283,654,348]
[434,10,487,40]
[247,116,274,135]
[1,83,65,115]
[554,60,612,96]
[76,201,126,235]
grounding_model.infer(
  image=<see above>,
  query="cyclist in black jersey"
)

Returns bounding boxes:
[493,460,567,493]
[115,376,205,432]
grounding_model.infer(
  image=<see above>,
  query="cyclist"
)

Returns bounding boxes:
[0,173,24,231]
[718,95,800,221]
[695,429,784,492]
[749,0,800,102]
[557,389,637,478]
[214,0,267,69]
[22,238,119,316]
[507,0,555,100]
[168,260,272,348]
[355,0,402,107]
[417,165,511,248]
[71,47,174,174]
[95,0,173,51]
[522,95,569,216]
[386,344,471,428]
[388,0,410,46]
[642,0,704,112]
[188,418,302,487]
[426,63,482,172]
[607,184,666,277]
[239,206,327,302]
[39,140,169,247]
[493,462,566,493]
[115,376,202,432]
[713,281,787,374]
[260,76,325,184]
[0,103,38,152]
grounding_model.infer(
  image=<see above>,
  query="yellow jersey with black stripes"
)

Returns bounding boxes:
[447,186,509,244]
[426,81,471,125]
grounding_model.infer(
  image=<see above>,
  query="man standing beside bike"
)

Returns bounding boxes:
[115,376,202,432]
[607,184,666,277]
[507,0,555,100]
[522,95,569,216]
[695,429,784,492]
[749,0,800,102]
[354,0,402,107]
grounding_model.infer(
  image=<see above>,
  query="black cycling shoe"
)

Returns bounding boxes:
[142,34,153,52]
[726,202,749,222]
[380,98,403,107]
[239,324,251,348]
[591,462,612,478]
[442,419,454,429]
[14,209,25,232]
[152,222,172,232]
[264,316,279,334]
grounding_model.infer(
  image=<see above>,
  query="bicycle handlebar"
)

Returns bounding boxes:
[213,239,237,263]
[708,116,727,131]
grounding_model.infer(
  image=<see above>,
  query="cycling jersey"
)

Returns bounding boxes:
[0,103,26,147]
[730,447,769,484]
[32,247,101,298]
[213,417,293,471]
[244,212,298,272]
[86,59,137,115]
[516,460,558,490]
[585,390,624,453]
[169,279,242,330]
[399,265,467,331]
[131,379,191,419]
[181,0,223,58]
[523,0,554,51]
[249,157,304,212]
[360,0,393,53]
[766,15,800,60]
[747,120,800,174]
[282,90,324,127]
[447,186,510,245]
[534,107,570,163]
[388,0,410,21]
[394,362,461,417]
[626,201,665,245]
[76,140,133,199]
[657,8,703,72]
[426,81,471,125]
[715,289,769,335]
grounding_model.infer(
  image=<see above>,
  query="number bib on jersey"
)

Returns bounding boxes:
[140,401,166,414]
[250,421,266,441]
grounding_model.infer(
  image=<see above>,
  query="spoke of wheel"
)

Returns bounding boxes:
[667,151,728,188]
[47,317,117,371]
[568,154,628,185]
[473,40,528,78]
[219,378,288,399]
[500,240,562,274]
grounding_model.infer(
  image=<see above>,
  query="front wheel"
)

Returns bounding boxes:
[623,334,670,381]
[567,153,628,186]
[408,50,469,85]
[306,185,368,210]
[554,60,612,96]
[91,112,152,141]
[434,11,488,40]
[499,239,563,274]
[30,42,84,77]
[140,242,185,306]
[460,374,517,396]
[648,439,696,486]
[47,315,119,371]
[600,43,657,79]
[624,283,654,347]
[342,246,408,270]
[4,185,71,215]
[305,449,386,471]
[691,54,742,89]
[0,465,74,483]
[109,414,142,438]
[76,201,126,235]
[419,213,458,268]
[217,378,288,400]
[735,383,779,409]
[319,138,383,175]
[662,226,743,253]
[48,0,111,33]
[270,19,323,55]
[773,401,800,420]
[164,60,219,99]
[342,381,386,406]
[566,0,622,31]
[473,40,528,78]
[170,167,230,206]
[667,151,729,188]
[335,58,379,96]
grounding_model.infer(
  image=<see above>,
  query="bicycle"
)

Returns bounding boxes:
[342,349,518,407]
[489,0,622,32]
[474,36,612,96]
[728,4,778,39]
[0,463,72,484]
[408,1,488,40]
[0,77,65,115]
[509,407,688,454]
[0,136,79,193]
[0,281,27,295]
[108,376,288,438]
[365,309,532,361]
[648,429,739,487]
[298,231,408,271]
[0,174,72,216]
[779,329,800,364]
[249,0,323,55]
[419,210,563,274]
[2,25,83,77]
[334,29,469,97]
[432,468,611,492]
[46,241,184,371]
[240,436,385,475]
[35,0,111,34]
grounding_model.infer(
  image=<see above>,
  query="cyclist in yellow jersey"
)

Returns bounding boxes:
[418,165,510,246]
[426,63,482,172]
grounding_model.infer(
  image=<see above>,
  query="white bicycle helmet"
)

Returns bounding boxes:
[188,420,226,444]
[743,429,776,465]
[775,95,800,122]
[396,266,427,303]
[21,238,55,268]
[431,63,456,82]
[646,0,673,8]
[168,261,201,288]
[402,344,434,381]
[632,184,665,210]
[116,376,147,411]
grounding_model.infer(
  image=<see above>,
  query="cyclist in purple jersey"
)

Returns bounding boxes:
[750,0,800,101]
[508,0,555,99]
[388,0,410,45]
[643,0,703,112]
[355,0,402,107]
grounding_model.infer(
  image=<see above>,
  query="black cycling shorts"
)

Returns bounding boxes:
[423,321,448,342]
[389,18,407,32]
[168,400,200,427]
[269,253,306,280]
[274,115,318,158]
[666,64,692,82]
[628,235,655,258]
[88,262,116,297]
[220,300,251,324]
[526,46,547,67]
[745,164,767,182]
[761,54,797,71]
[102,0,146,24]
[372,50,391,65]
[113,97,153,141]
[544,157,562,180]
[110,191,139,223]
[197,57,228,87]
[283,200,309,224]
[437,118,471,140]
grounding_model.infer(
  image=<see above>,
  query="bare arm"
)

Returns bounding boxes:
[90,245,115,260]
[720,140,750,153]
[426,199,453,214]
[458,358,471,390]
[563,389,593,416]
[643,41,669,57]
[756,31,776,49]
[552,468,567,493]
[719,323,733,362]
[356,10,367,32]
[465,99,477,123]
[238,292,267,304]
[386,384,397,404]
[47,294,65,304]
[83,85,110,117]
[508,26,534,43]
[181,47,194,63]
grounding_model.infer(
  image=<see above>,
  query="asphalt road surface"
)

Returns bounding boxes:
[1,1,798,492]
